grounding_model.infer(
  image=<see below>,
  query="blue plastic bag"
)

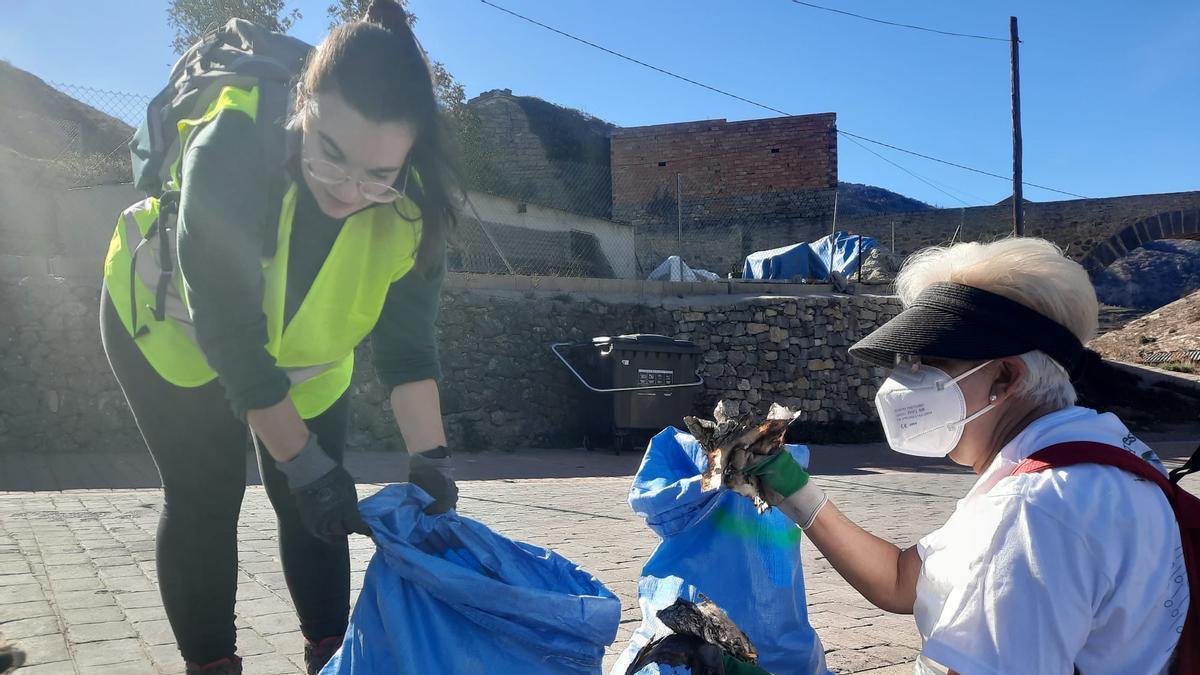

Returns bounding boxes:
[621,576,711,675]
[611,429,829,675]
[322,484,621,674]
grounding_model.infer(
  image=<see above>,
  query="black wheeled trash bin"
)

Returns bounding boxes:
[552,334,704,454]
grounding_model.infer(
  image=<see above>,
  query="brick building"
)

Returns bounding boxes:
[463,91,842,277]
[611,114,838,274]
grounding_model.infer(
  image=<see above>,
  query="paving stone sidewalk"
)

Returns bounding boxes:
[2,436,1196,674]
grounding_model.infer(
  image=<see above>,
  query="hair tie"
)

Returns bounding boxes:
[364,0,411,33]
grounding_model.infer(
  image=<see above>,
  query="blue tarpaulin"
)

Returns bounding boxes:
[322,485,621,674]
[743,232,878,281]
[742,243,825,282]
[609,429,830,675]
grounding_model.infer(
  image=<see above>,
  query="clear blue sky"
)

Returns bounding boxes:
[4,0,1198,207]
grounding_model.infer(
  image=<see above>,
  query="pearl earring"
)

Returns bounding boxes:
[989,394,998,402]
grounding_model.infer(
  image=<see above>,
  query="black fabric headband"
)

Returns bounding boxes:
[913,282,1087,376]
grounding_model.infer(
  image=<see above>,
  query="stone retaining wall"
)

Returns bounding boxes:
[1,272,899,454]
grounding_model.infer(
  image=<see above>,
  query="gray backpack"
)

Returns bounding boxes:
[129,18,312,253]
[124,19,312,330]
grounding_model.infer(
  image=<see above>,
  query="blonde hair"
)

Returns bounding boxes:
[895,237,1099,409]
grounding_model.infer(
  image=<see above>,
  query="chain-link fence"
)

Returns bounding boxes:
[454,143,636,278]
[22,80,893,282]
[25,83,151,188]
[605,169,898,284]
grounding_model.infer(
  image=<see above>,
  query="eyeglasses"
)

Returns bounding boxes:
[302,156,409,204]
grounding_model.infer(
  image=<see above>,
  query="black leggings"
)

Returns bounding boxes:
[100,288,351,664]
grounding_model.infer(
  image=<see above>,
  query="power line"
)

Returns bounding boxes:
[837,130,1088,199]
[476,0,789,117]
[921,174,990,206]
[788,1,1014,43]
[840,134,972,207]
[476,0,1089,201]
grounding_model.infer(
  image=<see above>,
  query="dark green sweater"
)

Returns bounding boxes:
[176,111,443,417]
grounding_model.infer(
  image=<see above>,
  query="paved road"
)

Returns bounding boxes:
[1,434,1196,674]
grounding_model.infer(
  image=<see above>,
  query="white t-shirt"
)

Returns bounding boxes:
[913,406,1187,675]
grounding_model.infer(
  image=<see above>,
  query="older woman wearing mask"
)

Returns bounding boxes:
[735,237,1188,674]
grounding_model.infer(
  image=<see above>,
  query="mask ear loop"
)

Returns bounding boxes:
[950,399,998,430]
[942,363,1002,433]
[905,398,999,441]
[907,361,998,440]
[934,359,993,391]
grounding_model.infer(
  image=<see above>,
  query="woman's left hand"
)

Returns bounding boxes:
[409,447,458,514]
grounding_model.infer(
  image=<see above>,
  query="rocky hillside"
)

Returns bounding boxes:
[0,61,134,185]
[836,182,935,216]
[1090,288,1200,368]
[1093,239,1200,310]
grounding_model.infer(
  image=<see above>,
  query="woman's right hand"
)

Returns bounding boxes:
[744,448,812,504]
[277,433,372,542]
[735,447,830,530]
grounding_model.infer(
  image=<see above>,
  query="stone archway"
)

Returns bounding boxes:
[1081,208,1200,276]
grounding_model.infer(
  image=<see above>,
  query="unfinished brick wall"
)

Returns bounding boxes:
[611,114,838,274]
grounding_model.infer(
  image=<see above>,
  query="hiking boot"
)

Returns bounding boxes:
[304,636,342,675]
[185,656,242,674]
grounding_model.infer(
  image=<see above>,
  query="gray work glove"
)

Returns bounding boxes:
[278,434,371,543]
[408,447,458,514]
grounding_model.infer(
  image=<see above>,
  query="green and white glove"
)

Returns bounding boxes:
[746,449,811,498]
[721,651,772,675]
[744,446,828,529]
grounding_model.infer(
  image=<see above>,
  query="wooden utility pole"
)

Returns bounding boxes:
[676,173,683,245]
[1010,16,1024,236]
[828,191,839,283]
[856,234,863,284]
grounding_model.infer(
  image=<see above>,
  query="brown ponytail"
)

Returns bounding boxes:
[1073,348,1200,426]
[299,0,457,272]
[364,0,412,32]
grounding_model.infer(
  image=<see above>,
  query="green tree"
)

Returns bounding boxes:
[326,0,396,28]
[167,0,302,54]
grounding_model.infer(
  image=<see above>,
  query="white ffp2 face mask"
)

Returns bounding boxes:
[874,361,997,457]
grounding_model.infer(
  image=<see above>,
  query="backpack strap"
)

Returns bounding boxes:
[128,191,180,338]
[1013,441,1171,491]
[1170,443,1200,486]
[1016,440,1199,675]
[252,77,293,258]
[152,190,180,323]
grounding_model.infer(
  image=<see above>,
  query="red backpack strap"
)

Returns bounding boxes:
[1171,443,1200,486]
[1014,441,1171,489]
[1015,440,1199,675]
[1014,441,1200,530]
